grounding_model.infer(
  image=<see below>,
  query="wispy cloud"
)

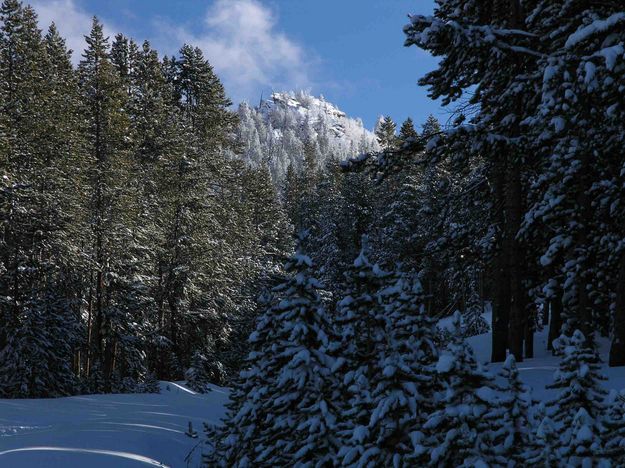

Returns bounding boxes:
[155,0,313,103]
[29,0,313,102]
[31,0,117,63]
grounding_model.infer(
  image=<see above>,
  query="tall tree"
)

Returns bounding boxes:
[399,117,418,142]
[375,115,398,150]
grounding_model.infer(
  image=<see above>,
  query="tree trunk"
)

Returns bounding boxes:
[609,253,625,366]
[491,155,509,362]
[548,284,563,353]
[524,304,534,359]
[506,155,524,362]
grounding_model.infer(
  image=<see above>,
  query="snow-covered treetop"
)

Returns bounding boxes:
[235,90,379,182]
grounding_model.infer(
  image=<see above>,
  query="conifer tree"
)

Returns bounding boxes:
[417,312,497,466]
[347,271,439,467]
[480,355,534,466]
[602,389,625,464]
[334,237,389,460]
[546,331,609,465]
[462,290,490,338]
[399,117,418,142]
[421,114,441,140]
[375,115,398,150]
[79,17,138,390]
[529,414,558,467]
[185,351,212,394]
[0,1,85,397]
[158,44,238,377]
[204,236,339,467]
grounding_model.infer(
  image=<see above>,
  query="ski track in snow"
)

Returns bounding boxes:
[0,447,169,467]
[0,382,229,468]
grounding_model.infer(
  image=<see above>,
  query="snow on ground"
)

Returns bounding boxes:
[437,306,624,398]
[464,316,625,401]
[0,382,229,468]
[2,314,624,467]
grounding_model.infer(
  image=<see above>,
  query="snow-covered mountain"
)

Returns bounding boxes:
[233,91,379,182]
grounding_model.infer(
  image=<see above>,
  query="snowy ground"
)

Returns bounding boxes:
[455,311,625,400]
[0,382,228,468]
[1,317,624,467]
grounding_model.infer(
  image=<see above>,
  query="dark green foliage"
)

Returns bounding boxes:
[0,1,290,397]
[375,115,398,150]
[399,117,418,142]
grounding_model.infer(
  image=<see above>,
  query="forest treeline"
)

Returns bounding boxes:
[0,0,451,398]
[400,0,625,367]
[0,0,294,396]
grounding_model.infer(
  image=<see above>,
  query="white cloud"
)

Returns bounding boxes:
[28,0,312,102]
[30,0,117,63]
[156,0,312,103]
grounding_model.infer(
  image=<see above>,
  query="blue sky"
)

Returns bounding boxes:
[31,0,444,130]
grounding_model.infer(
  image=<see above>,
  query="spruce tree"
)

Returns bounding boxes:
[480,355,534,466]
[398,117,418,143]
[349,271,439,467]
[462,290,490,338]
[602,389,625,464]
[185,351,212,394]
[205,237,339,467]
[334,237,390,464]
[417,312,497,466]
[546,330,609,465]
[0,2,85,397]
[375,115,398,150]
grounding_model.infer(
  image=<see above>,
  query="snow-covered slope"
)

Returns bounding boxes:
[234,91,379,182]
[0,382,228,467]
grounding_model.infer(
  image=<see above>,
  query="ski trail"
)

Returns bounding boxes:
[0,446,169,467]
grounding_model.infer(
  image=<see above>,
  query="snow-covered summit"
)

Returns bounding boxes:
[260,91,348,127]
[234,90,379,182]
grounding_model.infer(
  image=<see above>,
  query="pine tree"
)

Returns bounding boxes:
[204,237,339,467]
[405,0,539,363]
[0,1,85,397]
[185,351,212,394]
[417,312,497,466]
[421,114,441,139]
[157,44,239,378]
[480,355,534,466]
[333,237,391,464]
[602,389,625,464]
[349,271,439,467]
[463,290,489,337]
[375,115,398,150]
[529,413,558,467]
[78,17,136,391]
[546,330,609,465]
[398,117,418,143]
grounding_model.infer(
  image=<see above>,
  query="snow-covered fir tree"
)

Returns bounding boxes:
[204,236,339,467]
[462,290,490,338]
[546,330,609,466]
[417,312,498,466]
[480,355,534,466]
[333,237,392,464]
[529,411,558,467]
[602,389,625,463]
[341,269,439,466]
[185,351,213,394]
